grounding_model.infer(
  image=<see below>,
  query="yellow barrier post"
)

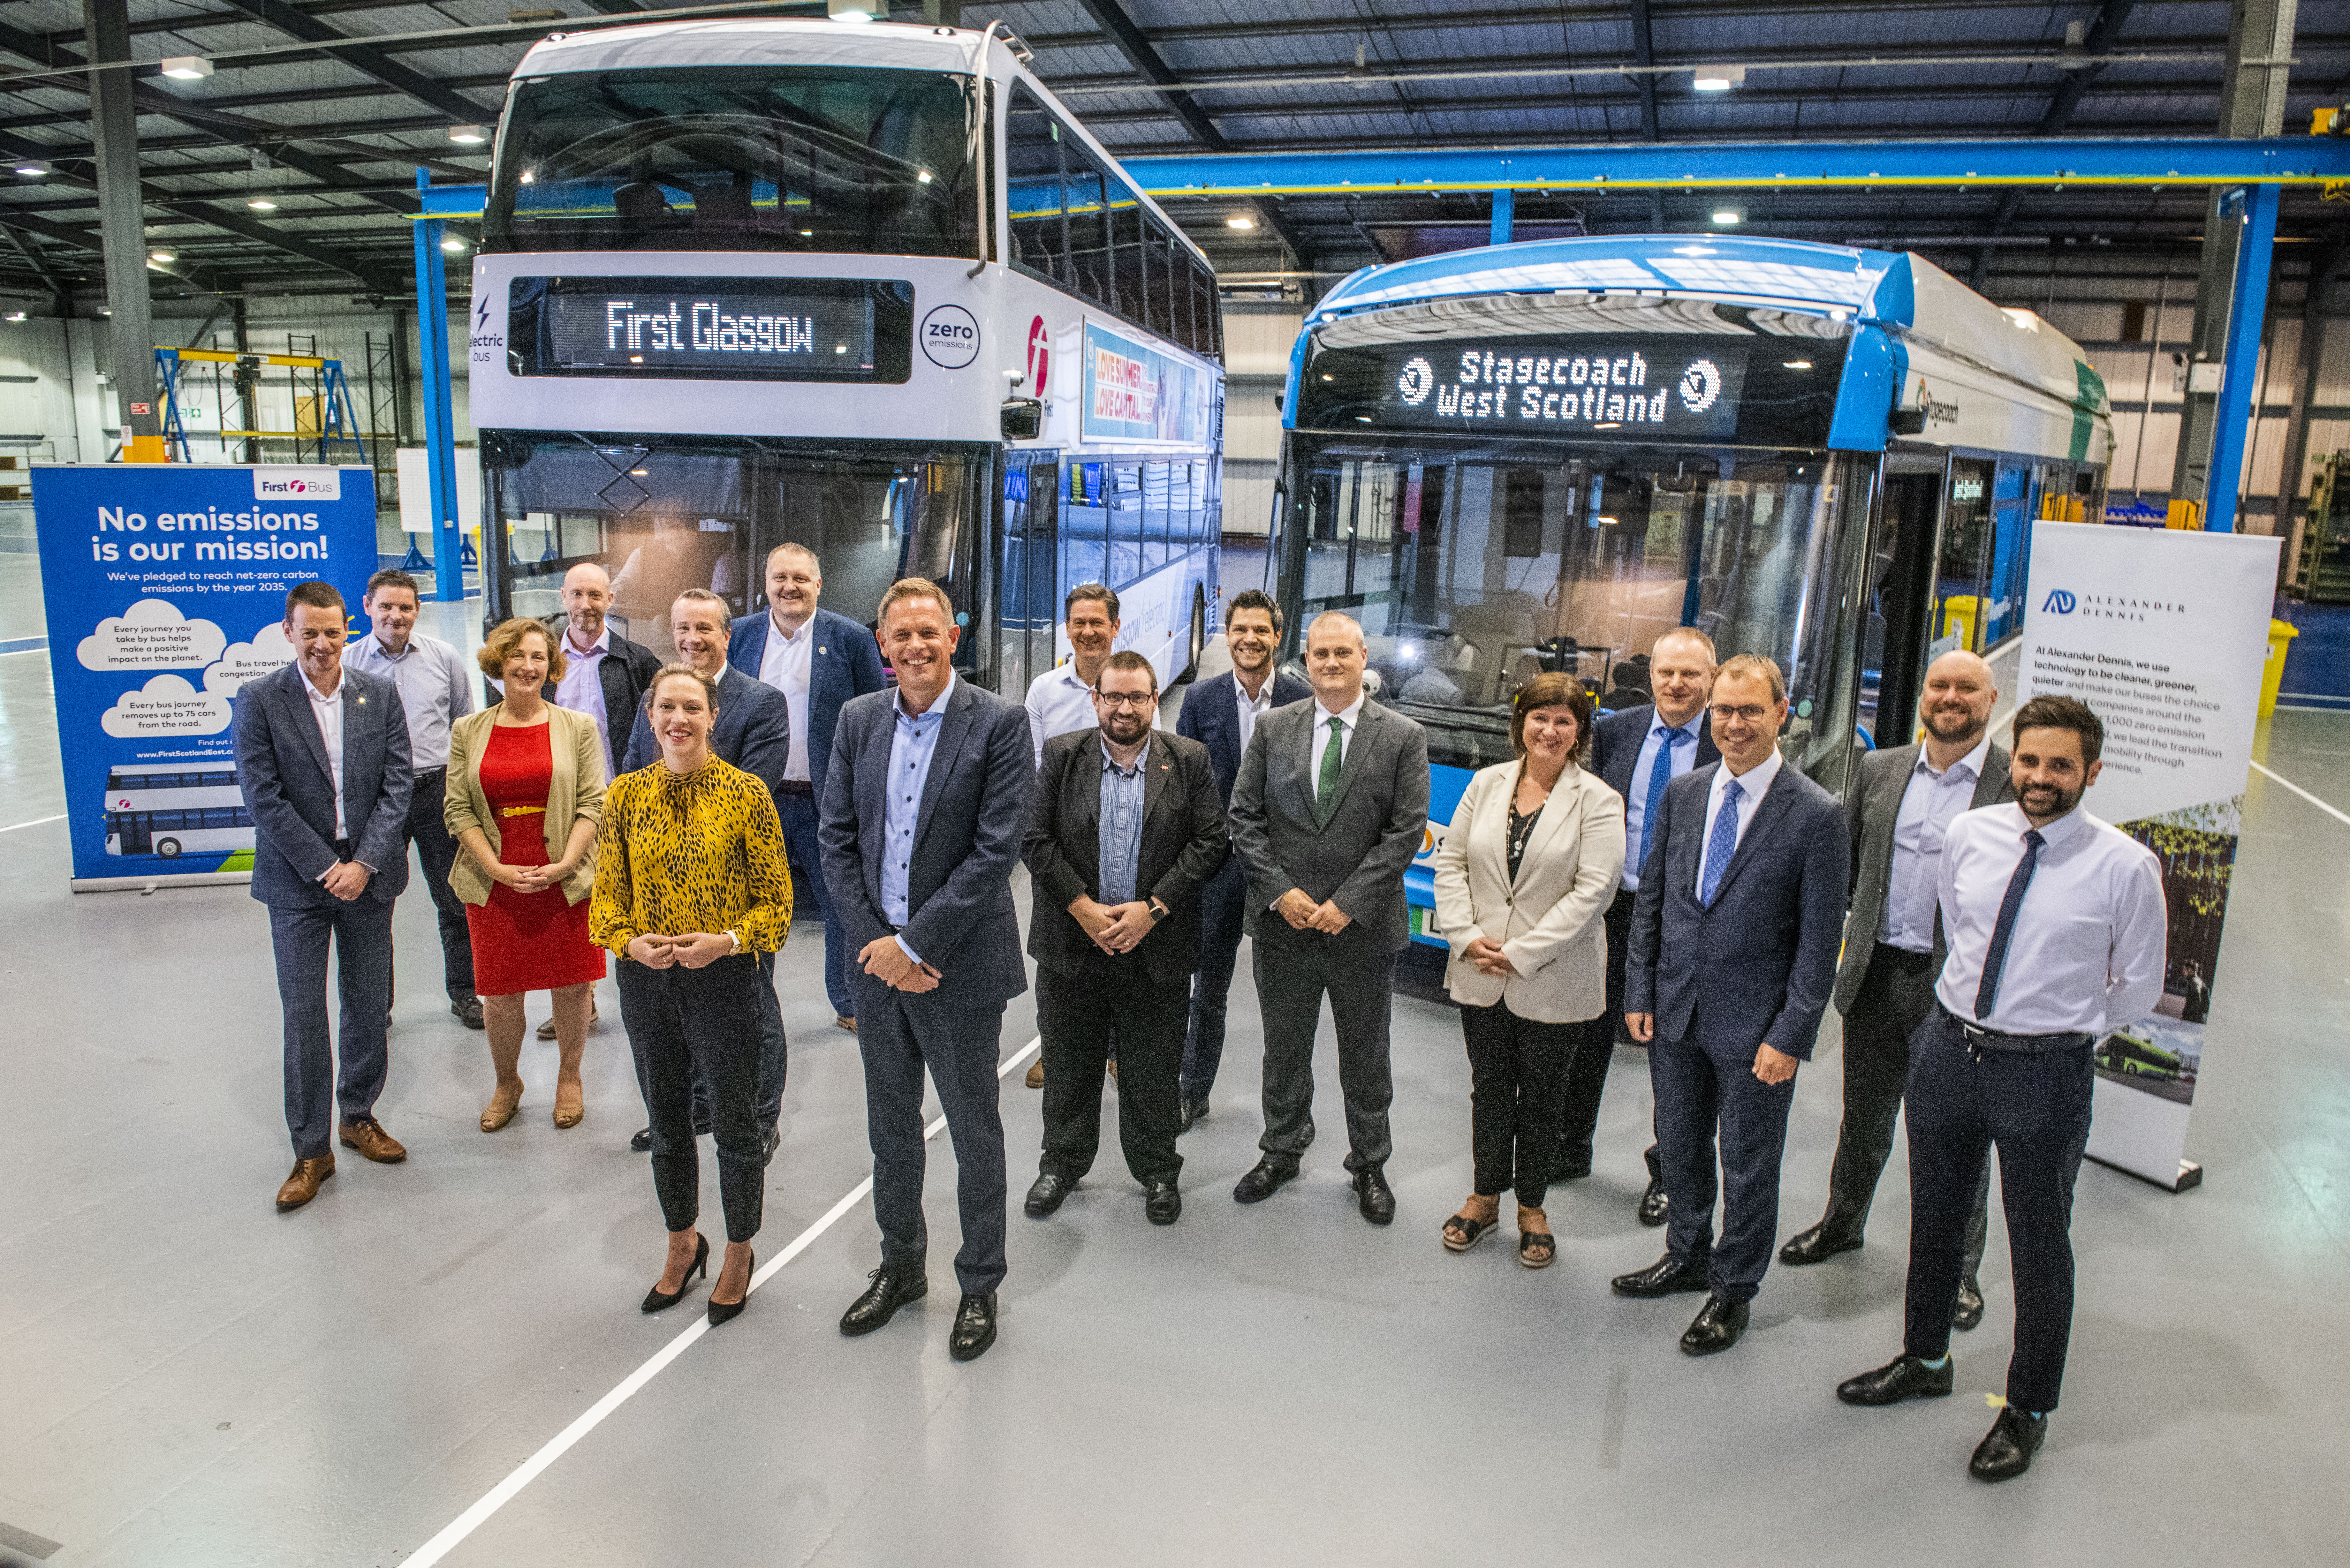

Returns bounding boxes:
[2259,619,2300,717]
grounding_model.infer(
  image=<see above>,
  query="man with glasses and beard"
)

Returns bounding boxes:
[1020,652,1226,1226]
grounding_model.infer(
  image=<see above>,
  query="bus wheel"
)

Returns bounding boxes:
[1180,586,1207,685]
[157,838,182,858]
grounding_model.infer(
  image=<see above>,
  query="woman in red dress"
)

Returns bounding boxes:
[445,619,609,1130]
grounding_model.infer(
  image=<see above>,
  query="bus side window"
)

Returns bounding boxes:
[1143,218,1176,339]
[1110,191,1147,325]
[1063,157,1110,306]
[1005,85,1065,284]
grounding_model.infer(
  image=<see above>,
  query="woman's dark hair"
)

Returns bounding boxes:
[1510,673,1594,762]
[2011,693,2103,765]
[643,661,722,717]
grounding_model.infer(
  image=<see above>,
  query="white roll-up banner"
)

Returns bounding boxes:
[2016,522,2281,1189]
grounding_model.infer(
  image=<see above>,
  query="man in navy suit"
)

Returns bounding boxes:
[622,588,794,1157]
[822,577,1032,1363]
[730,542,889,1032]
[1557,627,1719,1221]
[1172,589,1310,1130]
[232,581,414,1213]
[1613,652,1849,1356]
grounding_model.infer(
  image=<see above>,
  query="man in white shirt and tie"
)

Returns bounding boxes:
[1837,694,2166,1483]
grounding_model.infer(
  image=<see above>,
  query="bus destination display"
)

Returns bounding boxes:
[508,276,913,382]
[1300,338,1758,440]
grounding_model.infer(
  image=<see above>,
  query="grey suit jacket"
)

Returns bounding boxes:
[232,660,413,908]
[1833,738,2015,1013]
[1228,697,1431,955]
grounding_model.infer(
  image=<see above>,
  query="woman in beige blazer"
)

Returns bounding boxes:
[446,618,608,1132]
[1431,673,1626,1267]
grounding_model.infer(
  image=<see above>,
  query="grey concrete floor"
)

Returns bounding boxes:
[1,540,2346,1566]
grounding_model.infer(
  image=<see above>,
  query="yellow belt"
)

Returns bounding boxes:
[498,804,547,818]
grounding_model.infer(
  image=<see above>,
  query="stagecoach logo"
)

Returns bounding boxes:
[1026,314,1051,395]
[2038,588,2185,622]
[1397,356,1435,406]
[920,304,981,369]
[1679,358,1723,413]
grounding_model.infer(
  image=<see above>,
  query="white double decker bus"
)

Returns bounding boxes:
[470,17,1227,693]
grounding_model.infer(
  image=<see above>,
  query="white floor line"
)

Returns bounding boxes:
[404,1032,1044,1568]
[2249,760,2350,830]
[0,813,64,834]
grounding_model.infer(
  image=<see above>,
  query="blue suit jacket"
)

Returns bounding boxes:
[727,606,888,791]
[1175,668,1313,807]
[1625,759,1849,1059]
[621,665,791,806]
[1591,702,1722,802]
[818,677,1032,1007]
[232,660,413,907]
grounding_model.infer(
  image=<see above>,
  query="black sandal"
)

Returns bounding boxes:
[1518,1207,1556,1269]
[1442,1202,1501,1253]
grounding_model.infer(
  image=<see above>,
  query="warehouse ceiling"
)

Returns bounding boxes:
[0,0,2345,310]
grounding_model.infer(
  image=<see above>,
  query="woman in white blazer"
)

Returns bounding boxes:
[1432,673,1626,1267]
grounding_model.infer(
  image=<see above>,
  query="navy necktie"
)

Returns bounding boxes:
[1699,776,1743,907]
[1638,726,1688,872]
[1973,828,2047,1021]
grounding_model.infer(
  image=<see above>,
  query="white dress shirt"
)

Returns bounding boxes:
[343,632,473,772]
[553,623,612,765]
[302,668,348,841]
[1621,709,1706,891]
[756,610,816,782]
[1694,747,1782,897]
[1879,734,1992,952]
[1934,802,2168,1036]
[1304,692,1366,775]
[1026,662,1101,768]
[1232,671,1277,760]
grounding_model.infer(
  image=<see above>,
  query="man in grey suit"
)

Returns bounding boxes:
[822,577,1032,1362]
[1779,650,2010,1330]
[1227,612,1430,1224]
[1613,653,1849,1356]
[232,580,414,1213]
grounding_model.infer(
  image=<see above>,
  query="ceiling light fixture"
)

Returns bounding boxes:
[160,56,213,80]
[442,236,467,252]
[4,312,26,322]
[1711,207,1745,226]
[448,124,489,145]
[827,0,878,21]
[1227,215,1255,230]
[247,197,278,210]
[1783,359,1813,369]
[149,250,176,263]
[1693,65,1745,91]
[13,159,49,177]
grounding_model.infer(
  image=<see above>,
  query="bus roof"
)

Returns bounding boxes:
[516,17,991,79]
[1308,235,2105,412]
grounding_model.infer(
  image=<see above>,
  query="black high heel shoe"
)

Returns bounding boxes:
[707,1247,754,1328]
[641,1233,708,1314]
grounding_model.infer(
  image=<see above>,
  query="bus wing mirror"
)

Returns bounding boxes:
[1000,397,1043,441]
[1889,405,1927,436]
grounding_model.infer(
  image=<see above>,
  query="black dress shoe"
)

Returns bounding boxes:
[1837,1353,1955,1406]
[1611,1255,1712,1298]
[1024,1170,1075,1217]
[1779,1221,1864,1266]
[948,1292,997,1361]
[1300,1116,1315,1150]
[706,1248,752,1328]
[839,1267,927,1336]
[631,1120,713,1154]
[1679,1295,1750,1356]
[1177,1098,1209,1135]
[1953,1274,1985,1331]
[1232,1158,1299,1204]
[1969,1406,2047,1481]
[1353,1166,1396,1225]
[1144,1180,1181,1225]
[1636,1177,1671,1227]
[451,995,485,1030]
[760,1122,782,1168]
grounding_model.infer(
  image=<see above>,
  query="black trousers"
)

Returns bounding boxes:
[1461,998,1581,1208]
[854,970,1008,1296]
[1180,855,1248,1104]
[1651,1028,1798,1303]
[1558,887,1661,1186]
[1904,1009,2095,1413]
[618,954,766,1244]
[1254,935,1395,1173]
[1039,949,1188,1186]
[1823,944,1990,1274]
[686,950,788,1132]
[403,769,475,999]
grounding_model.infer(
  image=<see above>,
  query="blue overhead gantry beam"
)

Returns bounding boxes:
[412,135,2350,542]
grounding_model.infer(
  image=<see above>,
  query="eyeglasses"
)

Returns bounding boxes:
[1093,690,1156,710]
[1709,702,1773,724]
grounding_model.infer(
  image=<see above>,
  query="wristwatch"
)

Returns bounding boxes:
[1147,899,1170,923]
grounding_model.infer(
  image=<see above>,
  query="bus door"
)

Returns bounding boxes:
[1980,460,2035,644]
[1865,451,1950,749]
[997,450,1060,697]
[1932,456,1996,655]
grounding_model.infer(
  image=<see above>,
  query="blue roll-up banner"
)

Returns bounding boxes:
[31,464,380,891]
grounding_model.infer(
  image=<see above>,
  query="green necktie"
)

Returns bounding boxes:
[1315,715,1345,822]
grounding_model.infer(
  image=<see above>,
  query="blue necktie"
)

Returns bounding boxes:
[1698,777,1743,907]
[1637,726,1688,873]
[1973,828,2047,1021]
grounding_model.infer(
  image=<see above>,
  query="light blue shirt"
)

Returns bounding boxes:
[343,631,474,771]
[881,672,955,963]
[1097,743,1148,905]
[1621,710,1705,891]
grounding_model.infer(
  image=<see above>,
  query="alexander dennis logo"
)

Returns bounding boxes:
[2040,588,2182,623]
[2042,590,2077,614]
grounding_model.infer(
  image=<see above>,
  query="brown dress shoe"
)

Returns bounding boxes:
[538,1004,599,1041]
[276,1154,336,1211]
[338,1117,407,1163]
[835,1014,857,1035]
[1025,1058,1045,1090]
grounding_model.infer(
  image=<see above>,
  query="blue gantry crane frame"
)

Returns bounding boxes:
[406,135,2350,601]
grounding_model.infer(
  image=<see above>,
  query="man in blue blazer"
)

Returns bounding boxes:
[1615,652,1850,1356]
[1172,589,1310,1129]
[232,581,414,1213]
[822,577,1032,1363]
[729,542,889,1029]
[621,589,794,1157]
[1558,627,1720,1221]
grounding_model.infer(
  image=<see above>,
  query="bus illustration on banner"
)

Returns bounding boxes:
[102,767,255,859]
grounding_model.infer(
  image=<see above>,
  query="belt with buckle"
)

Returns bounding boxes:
[498,804,547,818]
[1937,1003,2094,1054]
[778,780,815,797]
